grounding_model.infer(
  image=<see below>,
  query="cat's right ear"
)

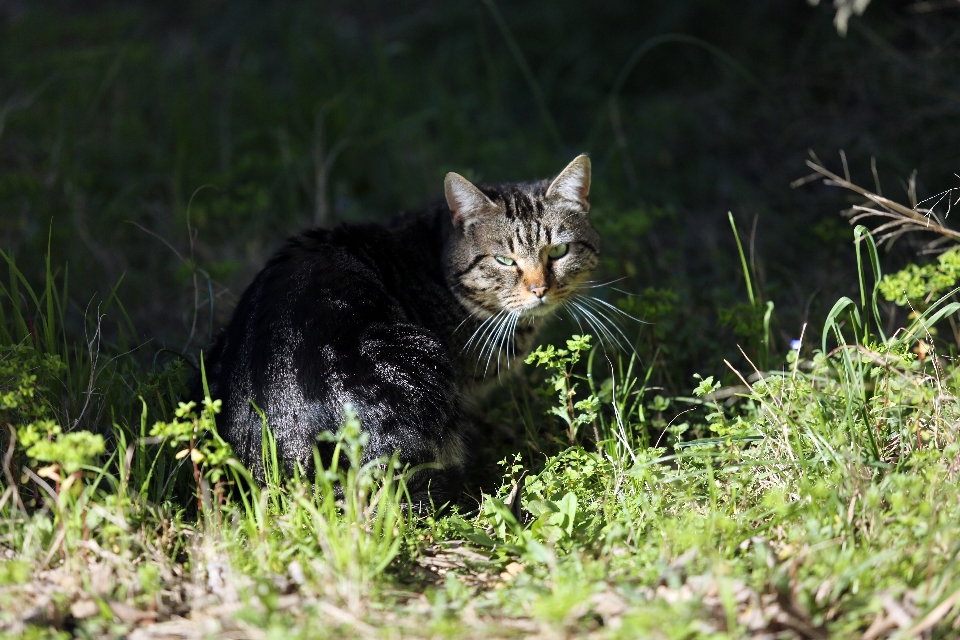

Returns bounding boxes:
[444,172,497,228]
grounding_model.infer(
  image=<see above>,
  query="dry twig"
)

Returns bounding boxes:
[801,157,960,249]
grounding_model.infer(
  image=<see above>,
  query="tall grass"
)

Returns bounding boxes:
[4,232,960,637]
[0,248,411,633]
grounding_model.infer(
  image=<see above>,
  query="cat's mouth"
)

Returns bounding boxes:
[517,295,562,317]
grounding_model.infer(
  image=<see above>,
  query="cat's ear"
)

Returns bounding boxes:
[546,154,591,211]
[444,172,498,227]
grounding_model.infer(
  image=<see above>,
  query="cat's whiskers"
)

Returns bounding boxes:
[471,310,501,369]
[491,313,511,377]
[564,303,614,355]
[461,313,495,354]
[497,311,520,377]
[481,311,512,376]
[569,297,636,355]
[566,303,588,336]
[576,296,636,354]
[568,276,629,290]
[462,309,505,355]
[562,300,593,340]
[581,295,648,324]
[570,300,620,352]
[452,308,482,335]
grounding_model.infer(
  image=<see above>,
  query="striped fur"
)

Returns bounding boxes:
[195,155,600,510]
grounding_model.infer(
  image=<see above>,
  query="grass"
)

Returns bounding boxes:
[5,209,960,638]
[6,2,960,637]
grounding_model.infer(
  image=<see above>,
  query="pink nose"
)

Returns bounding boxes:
[528,283,548,298]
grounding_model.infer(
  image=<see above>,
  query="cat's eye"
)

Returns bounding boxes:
[547,243,569,259]
[495,255,516,266]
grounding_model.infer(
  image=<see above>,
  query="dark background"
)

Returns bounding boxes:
[1,0,958,390]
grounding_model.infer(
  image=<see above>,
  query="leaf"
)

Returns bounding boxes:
[549,405,572,425]
[822,296,861,353]
[559,492,578,531]
[36,464,60,481]
[692,375,721,398]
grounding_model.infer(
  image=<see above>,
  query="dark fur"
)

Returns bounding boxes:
[194,158,599,509]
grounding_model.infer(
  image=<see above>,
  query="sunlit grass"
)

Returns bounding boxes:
[3,228,960,638]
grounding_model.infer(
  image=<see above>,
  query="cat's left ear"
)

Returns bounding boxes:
[546,154,591,211]
[445,172,498,228]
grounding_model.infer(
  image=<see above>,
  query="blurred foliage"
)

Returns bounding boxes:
[879,246,960,309]
[3,0,960,389]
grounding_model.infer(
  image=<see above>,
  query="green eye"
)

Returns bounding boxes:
[548,243,569,259]
[494,255,516,266]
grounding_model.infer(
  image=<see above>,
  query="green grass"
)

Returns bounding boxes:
[4,223,960,639]
[6,2,960,637]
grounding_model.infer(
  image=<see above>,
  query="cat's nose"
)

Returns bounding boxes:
[528,282,548,298]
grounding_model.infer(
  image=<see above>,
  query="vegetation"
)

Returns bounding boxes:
[5,1,960,638]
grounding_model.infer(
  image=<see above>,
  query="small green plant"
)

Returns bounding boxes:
[150,396,234,509]
[525,335,601,444]
[878,246,960,308]
[2,344,106,505]
[17,421,104,481]
[0,345,65,424]
[724,212,776,369]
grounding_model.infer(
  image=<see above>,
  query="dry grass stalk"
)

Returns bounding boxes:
[801,157,960,250]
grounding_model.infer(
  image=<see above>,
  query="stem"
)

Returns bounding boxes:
[728,212,756,307]
[190,436,202,513]
[3,424,25,513]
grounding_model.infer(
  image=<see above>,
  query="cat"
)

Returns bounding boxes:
[196,155,600,509]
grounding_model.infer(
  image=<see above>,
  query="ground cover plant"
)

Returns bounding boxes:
[6,1,960,638]
[5,173,960,638]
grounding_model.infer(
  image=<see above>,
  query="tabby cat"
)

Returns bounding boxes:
[197,155,600,508]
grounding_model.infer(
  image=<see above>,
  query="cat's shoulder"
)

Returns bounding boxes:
[261,223,390,266]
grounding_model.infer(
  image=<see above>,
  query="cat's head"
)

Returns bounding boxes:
[443,155,600,319]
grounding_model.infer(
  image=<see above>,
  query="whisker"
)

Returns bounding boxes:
[562,299,588,336]
[577,297,638,354]
[584,300,636,354]
[482,311,511,362]
[571,276,625,285]
[476,311,504,373]
[568,277,629,290]
[464,313,498,349]
[571,302,617,356]
[461,309,503,353]
[483,313,511,376]
[583,295,649,324]
[495,313,516,377]
[568,307,587,336]
[491,313,507,377]
[452,309,481,335]
[573,300,630,354]
[571,301,616,352]
[463,309,504,355]
[507,312,520,369]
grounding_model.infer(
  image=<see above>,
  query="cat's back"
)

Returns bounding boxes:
[203,211,457,400]
[257,223,393,298]
[201,214,462,481]
[234,220,431,335]
[202,224,395,407]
